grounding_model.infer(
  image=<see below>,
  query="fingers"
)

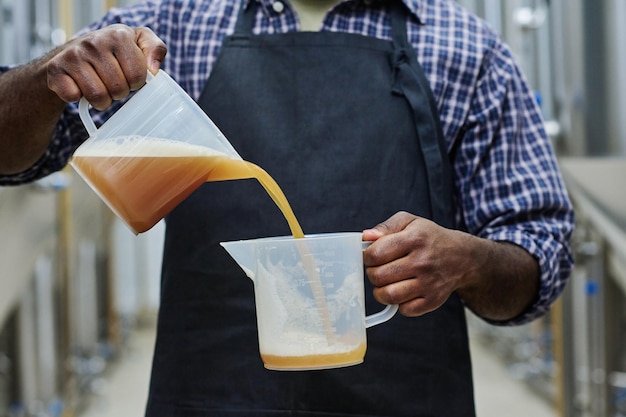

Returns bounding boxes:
[363,212,457,317]
[371,272,451,317]
[46,25,167,110]
[363,212,425,268]
[362,211,415,240]
[136,27,167,74]
[362,211,421,266]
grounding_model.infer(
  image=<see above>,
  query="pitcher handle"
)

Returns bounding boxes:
[78,70,157,137]
[365,304,399,328]
[362,240,399,328]
[78,97,97,136]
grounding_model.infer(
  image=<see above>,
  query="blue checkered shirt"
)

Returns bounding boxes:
[0,0,574,325]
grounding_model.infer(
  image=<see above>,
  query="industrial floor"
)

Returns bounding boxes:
[79,322,557,417]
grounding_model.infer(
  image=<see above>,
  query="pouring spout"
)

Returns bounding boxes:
[220,241,256,280]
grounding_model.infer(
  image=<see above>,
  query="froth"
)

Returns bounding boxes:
[73,135,227,157]
[261,330,359,356]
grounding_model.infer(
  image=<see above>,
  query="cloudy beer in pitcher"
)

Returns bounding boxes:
[71,135,304,237]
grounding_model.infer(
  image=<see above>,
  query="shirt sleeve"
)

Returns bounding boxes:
[0,64,87,185]
[0,2,159,186]
[453,37,575,326]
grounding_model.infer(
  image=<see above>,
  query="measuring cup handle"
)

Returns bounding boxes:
[78,97,97,136]
[77,70,157,136]
[362,240,399,328]
[365,304,399,328]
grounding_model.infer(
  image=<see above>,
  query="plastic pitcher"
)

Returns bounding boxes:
[220,232,398,371]
[70,70,246,234]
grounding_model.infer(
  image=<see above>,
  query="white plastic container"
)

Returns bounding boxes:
[221,232,398,371]
[70,70,243,234]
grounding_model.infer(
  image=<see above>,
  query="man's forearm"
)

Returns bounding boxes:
[455,233,540,322]
[0,53,67,175]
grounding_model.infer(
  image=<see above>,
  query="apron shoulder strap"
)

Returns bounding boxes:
[235,0,258,34]
[389,1,455,227]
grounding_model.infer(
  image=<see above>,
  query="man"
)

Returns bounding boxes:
[0,0,574,415]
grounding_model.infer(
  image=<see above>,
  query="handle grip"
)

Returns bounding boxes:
[365,304,399,328]
[78,70,156,136]
[362,240,399,328]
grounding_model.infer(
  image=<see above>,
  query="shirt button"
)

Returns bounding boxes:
[272,1,285,13]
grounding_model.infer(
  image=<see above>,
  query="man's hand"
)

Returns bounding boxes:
[47,24,167,109]
[362,211,540,321]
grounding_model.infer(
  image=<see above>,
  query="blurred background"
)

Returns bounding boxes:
[1,0,625,416]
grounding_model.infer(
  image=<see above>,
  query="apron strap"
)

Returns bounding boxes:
[235,0,258,34]
[389,2,455,227]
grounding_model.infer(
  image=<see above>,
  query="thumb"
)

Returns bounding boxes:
[362,211,416,241]
[135,27,167,74]
[362,228,384,242]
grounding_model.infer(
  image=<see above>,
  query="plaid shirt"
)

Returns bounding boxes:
[0,0,574,325]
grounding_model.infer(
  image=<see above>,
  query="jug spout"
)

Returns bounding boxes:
[220,241,256,280]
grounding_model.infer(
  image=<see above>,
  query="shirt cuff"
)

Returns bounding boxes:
[0,116,75,186]
[476,227,570,326]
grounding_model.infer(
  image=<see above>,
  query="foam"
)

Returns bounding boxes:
[73,135,226,157]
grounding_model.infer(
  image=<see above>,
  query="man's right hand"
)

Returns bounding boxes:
[47,24,167,110]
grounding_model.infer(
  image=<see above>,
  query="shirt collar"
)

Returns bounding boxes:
[247,0,424,24]
[401,0,423,24]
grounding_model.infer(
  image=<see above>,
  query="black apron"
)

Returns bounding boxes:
[146,1,475,415]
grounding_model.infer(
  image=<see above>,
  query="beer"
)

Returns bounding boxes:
[71,136,304,237]
[261,342,366,370]
[73,135,344,369]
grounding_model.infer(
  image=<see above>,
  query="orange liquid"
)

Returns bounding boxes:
[71,152,304,237]
[210,157,305,238]
[261,343,366,370]
[72,138,340,364]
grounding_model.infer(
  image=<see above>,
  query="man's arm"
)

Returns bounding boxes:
[0,24,166,175]
[0,55,66,174]
[363,212,539,322]
[366,19,573,325]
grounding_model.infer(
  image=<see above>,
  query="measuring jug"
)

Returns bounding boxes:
[220,232,398,371]
[70,70,245,234]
